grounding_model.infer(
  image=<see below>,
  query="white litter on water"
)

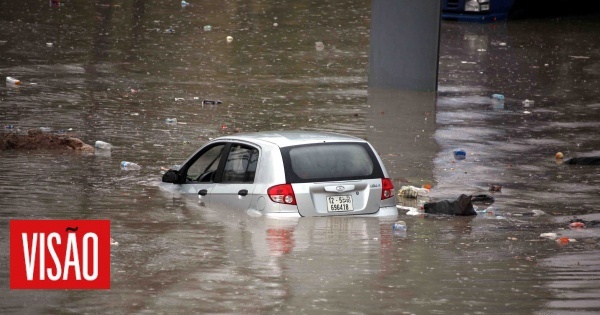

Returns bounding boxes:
[398,186,429,198]
[540,233,557,240]
[396,205,422,216]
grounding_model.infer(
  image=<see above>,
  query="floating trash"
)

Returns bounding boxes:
[522,99,535,105]
[203,99,222,105]
[95,140,112,150]
[397,205,421,216]
[392,221,407,231]
[121,161,141,170]
[6,77,21,85]
[398,185,429,198]
[453,149,466,160]
[556,237,576,245]
[569,221,586,229]
[540,233,557,240]
[315,41,325,51]
[489,184,502,192]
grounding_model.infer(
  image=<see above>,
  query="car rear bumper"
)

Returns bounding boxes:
[261,206,398,218]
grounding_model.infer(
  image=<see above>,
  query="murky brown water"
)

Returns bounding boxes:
[1,1,600,314]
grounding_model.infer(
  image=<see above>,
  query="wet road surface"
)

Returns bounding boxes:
[1,1,600,314]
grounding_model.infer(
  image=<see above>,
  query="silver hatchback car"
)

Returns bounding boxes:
[161,131,397,217]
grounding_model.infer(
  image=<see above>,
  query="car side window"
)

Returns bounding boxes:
[221,145,259,183]
[185,144,226,182]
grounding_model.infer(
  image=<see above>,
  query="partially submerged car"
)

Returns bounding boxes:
[161,131,397,217]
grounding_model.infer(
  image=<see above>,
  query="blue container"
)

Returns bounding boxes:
[453,149,466,160]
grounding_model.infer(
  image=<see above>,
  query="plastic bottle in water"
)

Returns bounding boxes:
[165,118,177,124]
[95,140,112,150]
[491,94,504,100]
[6,77,21,85]
[392,221,407,231]
[121,161,141,170]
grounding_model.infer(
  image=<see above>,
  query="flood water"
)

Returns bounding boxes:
[1,0,600,314]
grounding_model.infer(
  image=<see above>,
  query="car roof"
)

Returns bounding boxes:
[215,131,367,148]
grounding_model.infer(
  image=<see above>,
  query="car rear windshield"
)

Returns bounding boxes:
[281,142,384,183]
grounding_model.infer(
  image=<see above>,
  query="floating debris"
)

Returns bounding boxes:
[540,233,557,240]
[392,221,407,231]
[522,99,535,105]
[453,149,466,160]
[203,99,222,105]
[6,76,21,85]
[489,184,502,192]
[569,221,586,229]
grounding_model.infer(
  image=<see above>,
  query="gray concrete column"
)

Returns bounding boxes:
[368,0,441,91]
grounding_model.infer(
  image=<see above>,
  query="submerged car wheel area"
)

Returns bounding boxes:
[161,131,397,217]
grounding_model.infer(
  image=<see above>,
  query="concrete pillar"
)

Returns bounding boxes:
[368,0,441,91]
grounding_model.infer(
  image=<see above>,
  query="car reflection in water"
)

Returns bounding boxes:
[153,187,399,311]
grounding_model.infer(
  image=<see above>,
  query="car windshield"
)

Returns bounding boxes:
[283,143,381,183]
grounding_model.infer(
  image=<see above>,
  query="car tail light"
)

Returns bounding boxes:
[267,184,297,205]
[381,178,394,200]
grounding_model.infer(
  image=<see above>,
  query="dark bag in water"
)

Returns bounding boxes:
[471,194,495,203]
[564,157,600,165]
[424,194,477,216]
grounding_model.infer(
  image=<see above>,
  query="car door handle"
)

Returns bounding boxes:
[238,189,248,196]
[198,189,208,196]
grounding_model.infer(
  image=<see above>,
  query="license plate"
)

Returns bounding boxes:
[327,195,353,212]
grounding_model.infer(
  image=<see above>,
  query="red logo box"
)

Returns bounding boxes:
[10,220,110,290]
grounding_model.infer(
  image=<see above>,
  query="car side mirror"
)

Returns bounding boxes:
[162,169,180,183]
